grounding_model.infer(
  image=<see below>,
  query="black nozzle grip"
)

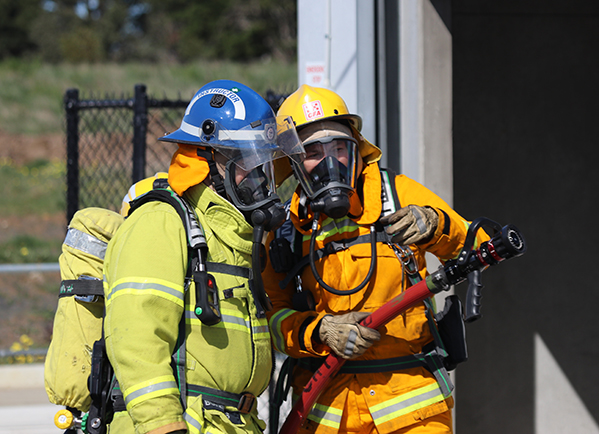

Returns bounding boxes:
[464,269,483,323]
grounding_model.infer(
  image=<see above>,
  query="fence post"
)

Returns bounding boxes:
[132,84,148,183]
[65,88,80,222]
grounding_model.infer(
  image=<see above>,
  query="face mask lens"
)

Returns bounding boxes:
[236,167,269,205]
[295,138,357,199]
[310,157,347,189]
[233,161,277,206]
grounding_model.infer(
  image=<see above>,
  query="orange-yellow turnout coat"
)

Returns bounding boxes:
[263,162,489,434]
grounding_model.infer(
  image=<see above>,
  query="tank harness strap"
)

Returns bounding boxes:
[386,242,454,397]
[58,279,104,298]
[110,381,126,413]
[128,188,212,408]
[278,231,388,289]
[186,383,256,416]
[296,355,426,374]
[172,311,188,410]
[206,262,252,279]
[421,298,453,397]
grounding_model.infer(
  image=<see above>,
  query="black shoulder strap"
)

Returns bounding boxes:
[127,187,212,409]
[128,188,206,251]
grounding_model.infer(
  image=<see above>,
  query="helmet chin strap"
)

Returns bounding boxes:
[196,147,227,199]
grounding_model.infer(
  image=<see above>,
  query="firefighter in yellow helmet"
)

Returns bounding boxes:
[103,80,303,434]
[119,172,169,216]
[263,84,489,434]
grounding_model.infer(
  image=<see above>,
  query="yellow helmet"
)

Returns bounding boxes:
[275,84,381,186]
[120,172,169,216]
[277,84,364,132]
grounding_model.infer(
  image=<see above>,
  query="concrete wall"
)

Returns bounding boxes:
[452,1,599,433]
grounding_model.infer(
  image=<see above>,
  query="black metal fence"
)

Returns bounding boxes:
[65,84,188,221]
[65,84,288,221]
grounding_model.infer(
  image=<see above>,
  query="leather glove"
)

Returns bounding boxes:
[318,312,381,359]
[380,205,439,245]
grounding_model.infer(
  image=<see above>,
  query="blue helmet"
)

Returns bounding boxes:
[160,79,305,234]
[159,79,280,171]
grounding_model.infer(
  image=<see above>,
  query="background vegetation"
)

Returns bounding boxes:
[0,0,296,64]
[0,0,298,352]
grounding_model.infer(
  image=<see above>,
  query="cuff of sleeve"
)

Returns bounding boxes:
[304,311,332,356]
[147,421,187,434]
[419,207,444,249]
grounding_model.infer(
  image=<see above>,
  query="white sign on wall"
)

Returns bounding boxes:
[305,62,327,86]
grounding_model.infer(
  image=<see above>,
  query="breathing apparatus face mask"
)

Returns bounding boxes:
[223,157,286,232]
[211,115,304,232]
[292,136,358,219]
[216,116,304,317]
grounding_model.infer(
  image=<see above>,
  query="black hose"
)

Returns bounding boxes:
[308,212,377,295]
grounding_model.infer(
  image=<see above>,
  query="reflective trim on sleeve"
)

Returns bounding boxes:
[307,401,343,429]
[64,227,108,259]
[370,382,446,425]
[105,277,185,307]
[123,376,180,409]
[269,308,296,354]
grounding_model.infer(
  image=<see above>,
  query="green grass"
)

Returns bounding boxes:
[0,158,66,215]
[0,234,61,264]
[0,158,65,264]
[0,58,298,266]
[0,58,298,135]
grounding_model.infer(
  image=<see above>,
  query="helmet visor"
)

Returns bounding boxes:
[291,136,358,199]
[203,115,305,172]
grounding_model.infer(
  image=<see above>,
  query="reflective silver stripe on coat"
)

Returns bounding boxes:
[303,216,361,243]
[107,281,184,302]
[370,382,445,424]
[185,310,264,334]
[307,402,343,428]
[64,228,107,259]
[185,310,246,326]
[184,412,203,433]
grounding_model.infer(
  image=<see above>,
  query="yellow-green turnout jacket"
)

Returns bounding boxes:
[103,183,272,434]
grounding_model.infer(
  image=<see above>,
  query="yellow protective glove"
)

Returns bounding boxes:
[380,205,439,246]
[318,312,381,359]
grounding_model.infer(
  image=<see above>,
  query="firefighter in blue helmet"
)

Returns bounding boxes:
[103,80,304,434]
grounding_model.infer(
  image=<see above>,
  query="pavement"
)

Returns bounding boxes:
[0,364,62,434]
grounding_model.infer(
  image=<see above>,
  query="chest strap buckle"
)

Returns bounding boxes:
[237,392,256,414]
